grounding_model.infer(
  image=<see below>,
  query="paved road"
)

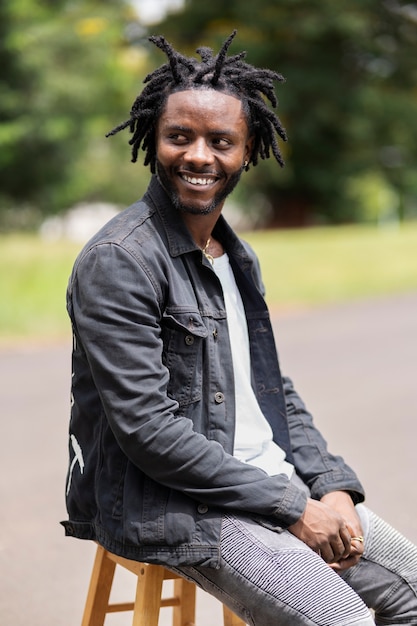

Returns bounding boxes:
[1,292,416,625]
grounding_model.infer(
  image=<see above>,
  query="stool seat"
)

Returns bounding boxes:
[81,544,246,626]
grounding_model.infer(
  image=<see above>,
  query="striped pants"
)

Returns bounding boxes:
[173,503,417,625]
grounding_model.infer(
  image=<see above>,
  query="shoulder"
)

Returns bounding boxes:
[68,197,169,297]
[81,199,156,250]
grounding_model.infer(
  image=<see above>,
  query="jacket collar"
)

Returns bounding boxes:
[144,176,199,258]
[143,175,252,265]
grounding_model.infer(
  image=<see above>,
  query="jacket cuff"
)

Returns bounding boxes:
[272,479,308,526]
[309,470,365,505]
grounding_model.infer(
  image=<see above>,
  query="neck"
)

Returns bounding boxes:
[180,211,225,261]
[180,206,223,250]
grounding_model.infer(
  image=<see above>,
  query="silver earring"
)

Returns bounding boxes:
[244,160,249,167]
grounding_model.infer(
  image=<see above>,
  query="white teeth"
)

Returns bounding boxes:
[183,175,214,186]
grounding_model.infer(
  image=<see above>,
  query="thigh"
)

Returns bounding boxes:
[173,514,374,626]
[341,505,417,625]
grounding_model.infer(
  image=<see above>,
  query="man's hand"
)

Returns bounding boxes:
[288,497,352,563]
[288,491,365,571]
[320,491,364,571]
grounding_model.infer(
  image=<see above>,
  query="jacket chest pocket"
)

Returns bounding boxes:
[161,310,208,407]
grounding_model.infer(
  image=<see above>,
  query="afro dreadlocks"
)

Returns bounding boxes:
[106,30,287,173]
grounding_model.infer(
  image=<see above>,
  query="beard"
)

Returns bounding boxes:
[156,160,243,215]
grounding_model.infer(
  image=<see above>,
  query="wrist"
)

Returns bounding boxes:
[321,490,355,506]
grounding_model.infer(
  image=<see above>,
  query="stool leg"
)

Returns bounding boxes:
[81,546,116,626]
[132,564,165,626]
[172,577,196,626]
[223,604,247,626]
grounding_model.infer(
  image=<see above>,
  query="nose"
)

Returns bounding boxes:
[184,138,214,167]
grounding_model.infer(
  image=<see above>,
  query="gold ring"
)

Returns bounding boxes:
[351,536,364,543]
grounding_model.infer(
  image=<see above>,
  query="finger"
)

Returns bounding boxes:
[319,544,336,563]
[350,545,362,556]
[340,526,353,558]
[329,560,346,572]
[329,529,351,561]
[351,535,365,546]
[330,553,361,572]
[330,537,350,562]
[350,537,365,556]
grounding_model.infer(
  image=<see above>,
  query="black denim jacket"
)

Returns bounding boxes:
[62,177,364,567]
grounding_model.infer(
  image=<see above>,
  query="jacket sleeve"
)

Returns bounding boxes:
[68,242,307,527]
[283,376,365,504]
[238,238,364,504]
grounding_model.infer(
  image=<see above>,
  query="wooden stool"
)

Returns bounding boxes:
[82,544,246,626]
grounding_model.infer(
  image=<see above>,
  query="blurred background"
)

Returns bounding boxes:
[2,0,417,230]
[1,0,417,341]
[1,1,417,624]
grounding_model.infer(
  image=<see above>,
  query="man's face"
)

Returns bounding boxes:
[155,89,253,215]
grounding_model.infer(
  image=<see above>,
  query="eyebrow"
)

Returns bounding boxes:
[162,123,241,138]
[162,124,192,133]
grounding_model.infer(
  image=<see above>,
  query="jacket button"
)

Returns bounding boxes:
[214,392,225,404]
[185,335,194,345]
[197,504,209,514]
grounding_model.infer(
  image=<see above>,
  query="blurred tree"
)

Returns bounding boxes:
[0,0,150,227]
[154,0,417,225]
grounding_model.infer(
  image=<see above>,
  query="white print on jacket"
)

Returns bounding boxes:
[66,434,85,495]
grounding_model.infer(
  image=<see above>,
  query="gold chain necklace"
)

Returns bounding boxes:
[202,237,214,265]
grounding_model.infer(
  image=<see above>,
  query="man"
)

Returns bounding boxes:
[63,32,417,625]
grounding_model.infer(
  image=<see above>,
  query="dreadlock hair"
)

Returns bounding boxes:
[106,30,287,172]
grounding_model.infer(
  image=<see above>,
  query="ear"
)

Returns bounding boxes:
[244,135,255,168]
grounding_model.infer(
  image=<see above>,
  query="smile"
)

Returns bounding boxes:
[181,174,217,186]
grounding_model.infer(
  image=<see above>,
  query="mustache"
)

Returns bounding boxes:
[178,167,220,176]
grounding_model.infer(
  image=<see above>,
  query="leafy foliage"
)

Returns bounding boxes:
[1,0,417,227]
[155,0,417,224]
[0,0,150,227]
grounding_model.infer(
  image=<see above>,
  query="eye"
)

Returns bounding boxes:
[168,133,188,144]
[212,137,231,149]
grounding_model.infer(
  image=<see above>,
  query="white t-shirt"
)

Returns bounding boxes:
[213,253,293,478]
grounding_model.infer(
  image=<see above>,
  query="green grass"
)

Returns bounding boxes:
[1,222,417,343]
[0,234,81,343]
[243,222,417,311]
